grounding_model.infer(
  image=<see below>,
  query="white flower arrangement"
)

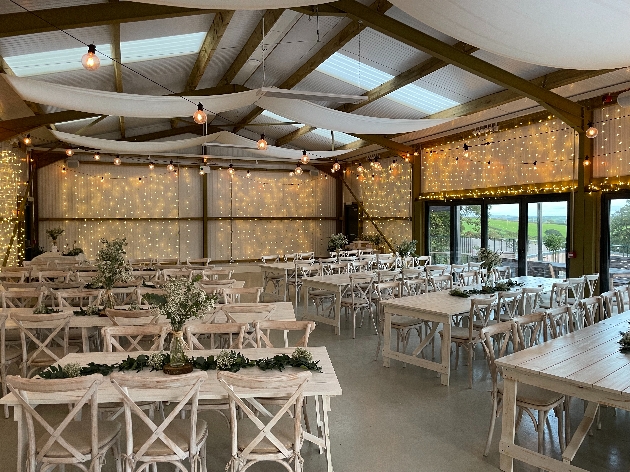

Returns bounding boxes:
[328,233,348,252]
[217,350,238,370]
[148,351,167,370]
[62,363,82,378]
[93,238,133,290]
[292,347,313,362]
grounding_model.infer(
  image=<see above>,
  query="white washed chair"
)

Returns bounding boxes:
[13,312,78,378]
[401,268,427,295]
[450,264,467,280]
[480,321,565,457]
[38,270,71,283]
[223,287,263,304]
[493,266,512,280]
[110,371,208,472]
[600,290,621,319]
[585,273,600,298]
[567,277,586,305]
[218,304,277,347]
[7,374,122,472]
[187,258,212,266]
[0,313,20,418]
[458,270,479,287]
[573,296,602,330]
[521,287,542,315]
[105,308,159,326]
[218,370,311,472]
[185,323,246,350]
[307,263,345,319]
[540,281,570,309]
[496,290,523,322]
[254,320,315,348]
[513,312,549,350]
[546,305,573,338]
[341,273,375,339]
[55,289,103,308]
[0,271,27,283]
[376,269,400,283]
[1,289,44,308]
[102,325,168,353]
[162,268,193,281]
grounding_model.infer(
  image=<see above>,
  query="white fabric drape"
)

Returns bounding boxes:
[51,130,216,153]
[124,0,332,9]
[390,0,630,69]
[257,96,450,134]
[205,132,351,159]
[618,91,630,108]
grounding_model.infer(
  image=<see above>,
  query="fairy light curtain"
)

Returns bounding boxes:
[421,119,576,194]
[592,106,630,180]
[0,142,26,266]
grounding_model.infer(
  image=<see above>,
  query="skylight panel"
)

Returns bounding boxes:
[4,45,113,76]
[261,110,358,145]
[120,32,207,63]
[317,52,459,114]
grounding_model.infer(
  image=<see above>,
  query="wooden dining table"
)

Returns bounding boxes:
[496,311,630,472]
[0,347,342,472]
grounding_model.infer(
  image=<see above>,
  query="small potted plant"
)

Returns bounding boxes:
[143,275,217,371]
[92,238,133,309]
[327,233,348,258]
[46,227,64,252]
[477,247,502,286]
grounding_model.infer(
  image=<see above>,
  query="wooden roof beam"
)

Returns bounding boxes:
[184,10,235,92]
[0,111,97,142]
[110,17,125,138]
[331,0,585,130]
[0,3,210,38]
[232,0,393,133]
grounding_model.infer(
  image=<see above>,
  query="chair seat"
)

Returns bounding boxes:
[309,289,335,298]
[391,315,423,329]
[30,346,80,365]
[237,416,295,453]
[133,419,207,455]
[498,382,564,408]
[445,326,481,341]
[36,420,121,458]
[340,297,370,307]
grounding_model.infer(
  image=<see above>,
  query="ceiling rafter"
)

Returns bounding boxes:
[184,10,235,93]
[0,111,96,142]
[0,3,211,38]
[109,7,125,139]
[275,41,478,146]
[331,0,585,130]
[232,0,393,134]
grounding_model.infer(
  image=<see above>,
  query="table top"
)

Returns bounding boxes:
[303,272,376,287]
[496,312,630,396]
[260,262,296,270]
[0,346,341,405]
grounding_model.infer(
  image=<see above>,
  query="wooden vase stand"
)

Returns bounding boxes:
[163,363,193,375]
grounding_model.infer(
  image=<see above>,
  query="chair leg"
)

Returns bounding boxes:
[468,344,473,389]
[537,409,548,454]
[352,308,357,339]
[556,404,565,453]
[484,396,499,456]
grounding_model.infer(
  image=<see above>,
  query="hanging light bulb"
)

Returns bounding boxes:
[148,162,155,170]
[583,155,591,166]
[246,170,251,178]
[357,163,364,173]
[65,148,74,157]
[257,134,268,150]
[373,157,382,170]
[533,160,538,170]
[93,152,100,160]
[585,121,598,138]
[61,166,66,173]
[23,134,31,146]
[193,103,207,124]
[113,156,121,166]
[487,160,491,168]
[167,160,175,172]
[289,171,294,177]
[463,143,470,158]
[199,166,204,175]
[413,151,419,156]
[300,150,310,165]
[295,163,303,175]
[81,44,100,71]
[332,159,340,172]
[228,163,235,175]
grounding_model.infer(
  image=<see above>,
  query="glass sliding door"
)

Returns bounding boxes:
[428,206,451,264]
[608,198,630,288]
[455,204,481,264]
[487,203,519,276]
[526,201,568,278]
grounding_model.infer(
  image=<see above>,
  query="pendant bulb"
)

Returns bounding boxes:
[193,102,207,124]
[81,44,101,71]
[257,134,268,151]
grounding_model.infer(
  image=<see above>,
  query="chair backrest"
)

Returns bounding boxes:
[512,312,548,348]
[219,303,277,324]
[0,271,27,283]
[110,371,207,464]
[376,269,399,283]
[7,374,105,467]
[12,312,73,378]
[186,257,212,266]
[521,287,542,315]
[431,274,453,291]
[600,290,621,319]
[480,320,519,391]
[56,289,103,308]
[320,262,348,275]
[585,273,599,297]
[131,270,159,282]
[217,370,310,463]
[299,252,315,260]
[284,253,298,262]
[261,255,280,264]
[348,273,375,301]
[102,325,168,352]
[468,296,497,336]
[574,296,602,329]
[105,308,159,326]
[38,271,71,283]
[254,320,315,348]
[549,282,570,307]
[496,290,522,320]
[468,261,483,270]
[493,266,511,280]
[567,277,586,302]
[373,281,403,318]
[161,268,192,281]
[201,269,233,280]
[185,322,247,349]
[615,285,630,312]
[450,264,467,274]
[458,270,479,286]
[414,256,431,267]
[425,265,447,276]
[545,305,573,338]
[1,289,44,308]
[401,269,426,295]
[222,287,263,304]
[377,256,396,270]
[108,286,139,306]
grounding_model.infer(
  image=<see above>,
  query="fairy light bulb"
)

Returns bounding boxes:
[246,170,251,178]
[289,171,294,177]
[93,152,100,160]
[357,163,364,173]
[61,166,66,173]
[583,155,591,166]
[300,150,310,165]
[193,103,207,124]
[533,160,538,170]
[167,160,175,172]
[81,44,100,71]
[332,159,340,172]
[23,134,31,146]
[295,163,303,175]
[585,121,598,138]
[228,163,235,175]
[148,162,155,170]
[463,143,470,158]
[65,148,74,157]
[257,134,268,150]
[113,156,121,165]
[199,166,204,175]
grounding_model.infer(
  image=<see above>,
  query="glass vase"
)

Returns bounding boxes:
[169,330,188,367]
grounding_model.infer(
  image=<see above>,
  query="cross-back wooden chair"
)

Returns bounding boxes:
[186,257,213,266]
[496,290,523,322]
[545,305,573,338]
[600,290,621,319]
[223,287,263,304]
[218,370,311,472]
[341,273,375,339]
[105,308,160,326]
[110,371,208,472]
[161,268,193,281]
[108,286,139,306]
[102,325,168,353]
[401,268,427,296]
[493,266,512,280]
[615,285,630,312]
[0,313,20,418]
[157,257,179,265]
[512,311,549,349]
[131,270,159,282]
[450,264,467,280]
[254,320,316,348]
[286,261,317,308]
[1,289,44,308]
[458,270,479,287]
[585,273,600,298]
[0,270,27,283]
[201,269,233,281]
[38,270,71,283]
[185,322,247,350]
[541,281,570,309]
[137,287,166,305]
[376,269,400,283]
[521,287,543,315]
[430,273,453,292]
[573,296,602,330]
[12,312,78,378]
[480,321,565,457]
[55,289,103,308]
[567,277,586,305]
[7,374,122,472]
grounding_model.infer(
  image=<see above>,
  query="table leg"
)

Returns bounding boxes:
[499,378,517,472]
[334,287,341,336]
[303,282,309,320]
[382,309,391,367]
[322,396,333,472]
[440,320,450,386]
[82,327,89,353]
[15,404,25,472]
[283,270,288,302]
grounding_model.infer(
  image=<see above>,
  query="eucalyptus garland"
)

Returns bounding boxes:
[38,348,322,379]
[449,279,523,298]
[619,326,630,353]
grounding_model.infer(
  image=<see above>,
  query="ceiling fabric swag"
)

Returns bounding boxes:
[256,95,451,134]
[204,132,352,159]
[51,130,218,153]
[389,0,630,69]
[3,76,366,120]
[124,0,332,9]
[617,90,630,108]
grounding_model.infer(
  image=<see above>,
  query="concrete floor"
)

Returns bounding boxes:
[1,269,628,471]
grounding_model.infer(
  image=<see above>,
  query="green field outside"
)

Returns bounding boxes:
[460,219,567,239]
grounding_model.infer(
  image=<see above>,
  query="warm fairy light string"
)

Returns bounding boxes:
[593,107,630,181]
[0,143,26,265]
[421,119,576,195]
